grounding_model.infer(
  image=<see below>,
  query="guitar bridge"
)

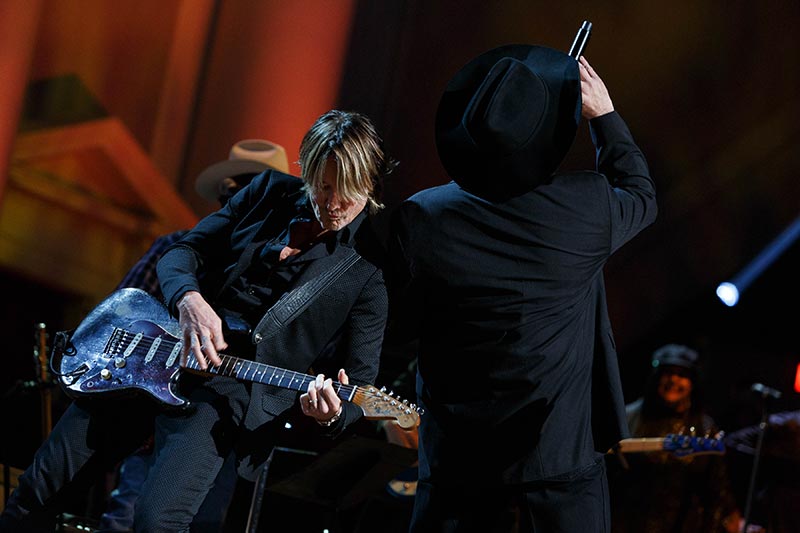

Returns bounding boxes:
[104,327,126,358]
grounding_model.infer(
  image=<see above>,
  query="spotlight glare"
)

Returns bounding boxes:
[795,363,800,394]
[716,282,739,307]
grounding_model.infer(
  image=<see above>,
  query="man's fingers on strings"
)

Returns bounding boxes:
[192,330,224,368]
[186,331,210,370]
[306,381,319,411]
[181,331,198,367]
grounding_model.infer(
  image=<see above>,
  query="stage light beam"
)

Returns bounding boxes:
[716,215,800,307]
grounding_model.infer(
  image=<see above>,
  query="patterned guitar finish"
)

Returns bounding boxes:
[56,288,420,429]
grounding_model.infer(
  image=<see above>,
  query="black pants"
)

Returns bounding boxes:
[409,459,609,533]
[0,375,250,533]
[0,397,155,532]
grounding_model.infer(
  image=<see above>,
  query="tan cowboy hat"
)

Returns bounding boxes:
[195,139,289,202]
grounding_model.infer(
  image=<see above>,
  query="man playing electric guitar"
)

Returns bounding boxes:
[0,110,404,532]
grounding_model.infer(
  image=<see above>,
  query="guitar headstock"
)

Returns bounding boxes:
[662,433,726,457]
[352,386,421,430]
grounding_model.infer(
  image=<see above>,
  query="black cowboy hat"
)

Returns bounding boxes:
[435,44,581,199]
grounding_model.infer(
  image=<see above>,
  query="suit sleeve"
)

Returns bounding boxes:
[323,267,389,436]
[384,200,423,344]
[156,171,274,313]
[589,111,657,253]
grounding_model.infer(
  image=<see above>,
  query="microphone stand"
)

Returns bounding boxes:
[742,383,781,532]
[2,324,53,508]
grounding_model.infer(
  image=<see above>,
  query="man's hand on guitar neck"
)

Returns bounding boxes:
[301,369,348,426]
[176,290,228,370]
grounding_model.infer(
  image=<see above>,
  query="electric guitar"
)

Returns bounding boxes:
[54,288,420,430]
[615,433,726,457]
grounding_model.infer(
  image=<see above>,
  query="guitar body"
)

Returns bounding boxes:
[58,288,187,407]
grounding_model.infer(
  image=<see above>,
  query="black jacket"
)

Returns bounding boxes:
[157,170,388,477]
[390,111,657,484]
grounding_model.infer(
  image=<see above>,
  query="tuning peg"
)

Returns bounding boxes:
[380,386,387,392]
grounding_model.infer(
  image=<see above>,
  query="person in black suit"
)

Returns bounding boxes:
[389,46,657,532]
[0,109,394,532]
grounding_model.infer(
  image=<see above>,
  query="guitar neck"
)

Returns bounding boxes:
[617,437,669,453]
[183,353,357,403]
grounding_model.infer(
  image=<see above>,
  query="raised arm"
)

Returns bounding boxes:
[581,56,657,252]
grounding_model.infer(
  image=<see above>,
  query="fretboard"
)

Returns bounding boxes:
[183,352,357,402]
[617,438,666,453]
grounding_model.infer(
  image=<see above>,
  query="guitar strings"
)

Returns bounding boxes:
[111,327,420,414]
[111,327,362,396]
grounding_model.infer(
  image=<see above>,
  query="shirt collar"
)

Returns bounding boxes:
[294,196,368,248]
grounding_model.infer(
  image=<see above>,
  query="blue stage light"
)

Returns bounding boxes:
[716,282,739,307]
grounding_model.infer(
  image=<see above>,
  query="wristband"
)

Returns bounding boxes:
[317,404,343,427]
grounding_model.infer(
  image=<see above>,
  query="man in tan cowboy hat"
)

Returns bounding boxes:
[389,45,657,532]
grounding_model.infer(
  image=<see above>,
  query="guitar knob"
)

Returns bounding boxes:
[114,357,126,369]
[100,369,112,380]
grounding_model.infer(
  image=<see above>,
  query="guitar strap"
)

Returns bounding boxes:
[250,248,361,344]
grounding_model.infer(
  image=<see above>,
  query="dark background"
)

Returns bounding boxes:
[334,1,800,435]
[2,0,799,476]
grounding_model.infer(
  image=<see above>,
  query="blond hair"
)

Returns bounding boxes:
[299,110,393,214]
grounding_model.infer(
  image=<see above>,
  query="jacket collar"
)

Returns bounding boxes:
[293,195,368,249]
